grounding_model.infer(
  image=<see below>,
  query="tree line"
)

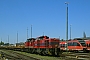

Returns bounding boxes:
[0,41,4,45]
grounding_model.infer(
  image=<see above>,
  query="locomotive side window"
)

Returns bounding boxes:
[49,42,59,45]
[89,44,90,47]
[87,44,89,47]
[45,40,49,47]
[40,43,45,46]
[87,44,88,47]
[35,44,37,46]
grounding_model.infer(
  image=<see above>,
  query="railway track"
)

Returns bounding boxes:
[1,53,22,60]
[0,50,40,60]
[59,52,90,60]
[1,50,90,60]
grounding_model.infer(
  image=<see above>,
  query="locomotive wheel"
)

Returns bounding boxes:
[74,50,78,53]
[42,51,46,55]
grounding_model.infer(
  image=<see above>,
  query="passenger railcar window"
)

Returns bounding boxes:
[80,43,86,46]
[68,43,70,46]
[68,42,73,46]
[77,43,80,46]
[87,44,88,47]
[73,42,80,46]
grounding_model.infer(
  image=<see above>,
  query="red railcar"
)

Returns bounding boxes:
[60,39,87,52]
[85,40,90,51]
[68,40,87,52]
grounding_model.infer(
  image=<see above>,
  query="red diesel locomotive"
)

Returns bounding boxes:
[60,39,87,52]
[25,36,61,56]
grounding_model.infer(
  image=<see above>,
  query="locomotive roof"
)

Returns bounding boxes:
[36,36,49,39]
[73,38,87,40]
[27,38,36,41]
[27,38,36,40]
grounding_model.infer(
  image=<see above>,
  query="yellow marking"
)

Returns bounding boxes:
[76,56,78,58]
[3,57,6,60]
[48,51,52,55]
[0,54,1,56]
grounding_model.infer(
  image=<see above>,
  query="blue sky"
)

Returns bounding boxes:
[0,0,90,44]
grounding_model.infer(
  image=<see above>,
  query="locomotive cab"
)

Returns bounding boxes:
[25,38,36,48]
[85,40,90,51]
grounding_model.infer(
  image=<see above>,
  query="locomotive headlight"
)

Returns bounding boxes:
[65,48,67,50]
[55,45,58,47]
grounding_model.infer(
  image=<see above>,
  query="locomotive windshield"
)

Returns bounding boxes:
[80,43,86,46]
[60,44,65,47]
[78,40,86,46]
[27,39,30,42]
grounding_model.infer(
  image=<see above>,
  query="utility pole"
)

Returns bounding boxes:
[27,27,28,39]
[70,25,71,40]
[65,2,69,51]
[1,38,2,42]
[17,31,18,43]
[59,36,60,40]
[83,31,86,39]
[43,32,44,36]
[31,25,32,38]
[1,38,2,45]
[8,35,9,45]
